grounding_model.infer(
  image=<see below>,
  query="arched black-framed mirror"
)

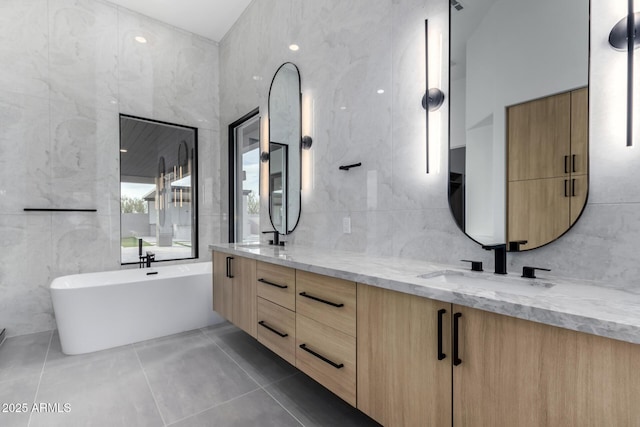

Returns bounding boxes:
[448,0,590,251]
[267,62,302,234]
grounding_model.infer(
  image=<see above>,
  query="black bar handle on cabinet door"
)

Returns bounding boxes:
[299,344,344,369]
[258,278,288,289]
[437,309,447,361]
[258,321,288,337]
[572,154,577,173]
[453,312,462,366]
[564,179,569,197]
[226,257,234,278]
[299,292,344,308]
[572,179,576,197]
[564,155,569,174]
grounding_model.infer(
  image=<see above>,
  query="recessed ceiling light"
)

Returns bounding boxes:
[120,149,128,153]
[377,89,385,94]
[340,106,347,110]
[289,44,300,51]
[252,75,263,81]
[134,36,147,44]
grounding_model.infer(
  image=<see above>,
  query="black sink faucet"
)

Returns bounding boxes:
[482,244,507,275]
[262,230,280,246]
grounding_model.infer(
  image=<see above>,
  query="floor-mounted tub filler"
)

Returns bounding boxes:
[50,262,223,355]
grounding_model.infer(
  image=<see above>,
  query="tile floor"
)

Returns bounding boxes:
[0,323,380,427]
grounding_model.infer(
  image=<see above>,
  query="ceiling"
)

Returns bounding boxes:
[108,0,253,42]
[120,116,196,183]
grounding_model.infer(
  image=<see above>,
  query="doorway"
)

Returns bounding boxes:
[228,109,260,243]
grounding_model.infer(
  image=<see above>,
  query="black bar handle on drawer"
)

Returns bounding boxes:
[258,321,288,338]
[437,309,447,361]
[299,292,344,307]
[258,278,288,289]
[226,257,234,278]
[453,312,462,366]
[299,344,344,369]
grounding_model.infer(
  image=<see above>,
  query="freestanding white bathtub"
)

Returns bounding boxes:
[50,262,223,355]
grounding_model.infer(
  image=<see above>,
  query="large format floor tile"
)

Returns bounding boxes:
[1,324,380,427]
[0,376,39,427]
[134,330,259,425]
[30,342,162,427]
[169,389,301,427]
[266,373,381,427]
[0,331,51,383]
[202,323,298,386]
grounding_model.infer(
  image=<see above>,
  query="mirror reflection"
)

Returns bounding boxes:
[268,62,302,234]
[120,115,198,263]
[449,0,589,251]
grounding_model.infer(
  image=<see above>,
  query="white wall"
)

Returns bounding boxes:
[0,0,220,336]
[219,0,640,291]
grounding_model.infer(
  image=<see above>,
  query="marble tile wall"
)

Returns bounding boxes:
[0,0,220,336]
[219,0,640,292]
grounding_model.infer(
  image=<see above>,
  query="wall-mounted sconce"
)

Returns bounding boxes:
[609,1,639,146]
[301,135,313,149]
[422,19,445,173]
[260,151,270,162]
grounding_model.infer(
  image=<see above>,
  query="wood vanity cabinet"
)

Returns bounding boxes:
[256,261,297,365]
[214,252,640,426]
[357,284,452,426]
[454,305,640,427]
[358,284,640,427]
[296,271,357,406]
[256,261,296,311]
[212,251,257,337]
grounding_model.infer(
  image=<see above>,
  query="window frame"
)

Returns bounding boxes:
[119,114,199,265]
[228,108,260,243]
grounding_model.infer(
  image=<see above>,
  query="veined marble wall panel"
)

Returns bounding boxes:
[117,9,219,131]
[50,101,120,212]
[0,90,52,214]
[0,0,50,99]
[221,0,640,290]
[49,0,119,111]
[0,214,54,336]
[219,0,396,245]
[0,0,220,337]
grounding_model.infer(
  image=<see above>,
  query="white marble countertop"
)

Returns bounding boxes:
[210,243,640,345]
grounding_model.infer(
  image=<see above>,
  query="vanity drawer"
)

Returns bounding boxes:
[296,270,356,337]
[296,314,356,406]
[257,297,296,365]
[257,261,296,311]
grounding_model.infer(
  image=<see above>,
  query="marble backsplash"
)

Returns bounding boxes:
[0,0,221,336]
[219,0,640,290]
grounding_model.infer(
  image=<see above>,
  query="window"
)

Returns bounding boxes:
[229,109,260,243]
[120,115,198,264]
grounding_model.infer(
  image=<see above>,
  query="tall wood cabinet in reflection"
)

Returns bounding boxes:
[507,87,588,250]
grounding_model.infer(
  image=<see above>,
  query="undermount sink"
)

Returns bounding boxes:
[417,270,555,297]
